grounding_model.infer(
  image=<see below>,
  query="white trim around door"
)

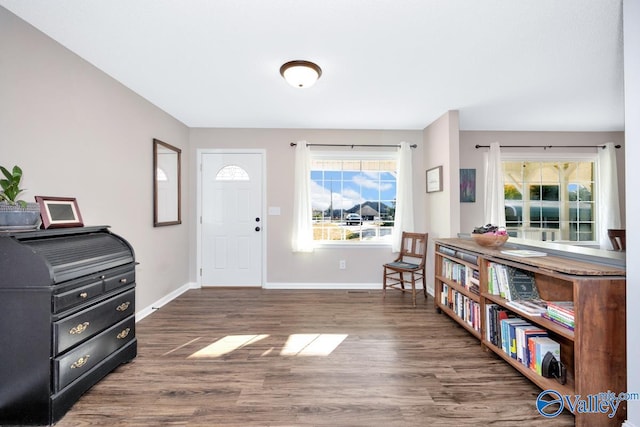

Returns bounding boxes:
[197,148,267,288]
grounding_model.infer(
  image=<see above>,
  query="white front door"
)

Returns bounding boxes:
[200,152,264,286]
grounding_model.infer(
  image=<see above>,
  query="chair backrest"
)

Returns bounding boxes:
[399,232,429,267]
[608,229,626,251]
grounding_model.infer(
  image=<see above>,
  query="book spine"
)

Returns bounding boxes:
[546,302,575,317]
[541,312,575,331]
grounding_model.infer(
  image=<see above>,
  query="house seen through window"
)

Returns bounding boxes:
[503,159,596,243]
[311,156,397,242]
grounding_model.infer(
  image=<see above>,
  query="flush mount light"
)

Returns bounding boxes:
[280,60,322,88]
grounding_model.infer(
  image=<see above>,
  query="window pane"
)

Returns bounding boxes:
[311,157,397,243]
[503,159,596,243]
[215,165,249,181]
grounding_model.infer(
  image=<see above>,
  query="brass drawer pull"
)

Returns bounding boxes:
[79,292,88,299]
[119,278,128,284]
[70,355,90,369]
[117,328,131,339]
[69,322,90,335]
[116,301,131,312]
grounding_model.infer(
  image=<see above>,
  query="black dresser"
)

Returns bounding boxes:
[0,226,137,426]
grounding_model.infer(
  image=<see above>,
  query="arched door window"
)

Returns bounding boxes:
[216,165,250,181]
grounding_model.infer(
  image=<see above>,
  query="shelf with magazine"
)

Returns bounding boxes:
[433,238,626,427]
[484,258,580,331]
[434,243,481,338]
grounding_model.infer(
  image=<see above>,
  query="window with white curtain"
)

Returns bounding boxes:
[502,153,597,243]
[310,152,397,243]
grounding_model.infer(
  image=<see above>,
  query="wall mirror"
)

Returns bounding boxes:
[153,138,181,226]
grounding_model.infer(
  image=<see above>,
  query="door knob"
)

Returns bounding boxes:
[255,226,261,232]
[255,217,261,222]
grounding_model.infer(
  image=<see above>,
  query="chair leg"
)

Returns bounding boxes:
[411,272,417,307]
[382,267,386,300]
[422,269,427,300]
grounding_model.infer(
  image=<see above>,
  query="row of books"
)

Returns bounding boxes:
[543,301,575,330]
[438,246,479,266]
[505,299,575,331]
[487,262,540,301]
[486,304,561,374]
[441,258,480,295]
[441,284,481,332]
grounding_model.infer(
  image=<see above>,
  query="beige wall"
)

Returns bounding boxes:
[422,111,461,294]
[458,131,626,234]
[423,111,461,240]
[1,7,191,312]
[188,128,424,286]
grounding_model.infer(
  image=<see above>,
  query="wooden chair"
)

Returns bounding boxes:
[383,232,428,307]
[608,229,626,251]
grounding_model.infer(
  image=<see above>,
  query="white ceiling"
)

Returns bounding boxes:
[0,0,625,131]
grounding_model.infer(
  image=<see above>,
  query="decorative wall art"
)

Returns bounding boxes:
[426,166,443,193]
[460,168,476,202]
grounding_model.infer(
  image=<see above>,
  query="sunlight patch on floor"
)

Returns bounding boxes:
[162,337,202,357]
[188,334,269,358]
[280,334,348,356]
[186,333,349,358]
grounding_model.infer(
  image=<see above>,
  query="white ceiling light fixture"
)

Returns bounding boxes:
[280,60,322,88]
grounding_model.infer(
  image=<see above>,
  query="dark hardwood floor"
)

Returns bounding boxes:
[56,288,574,426]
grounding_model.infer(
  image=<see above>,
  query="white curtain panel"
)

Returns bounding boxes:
[597,142,622,249]
[291,141,314,252]
[391,141,414,252]
[483,142,506,227]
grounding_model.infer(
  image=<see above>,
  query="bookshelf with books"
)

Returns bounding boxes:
[434,238,626,427]
[434,244,481,338]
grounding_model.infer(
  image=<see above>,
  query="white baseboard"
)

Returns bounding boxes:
[264,282,435,297]
[135,282,199,322]
[265,282,408,290]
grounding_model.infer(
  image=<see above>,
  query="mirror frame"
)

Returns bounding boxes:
[153,138,182,227]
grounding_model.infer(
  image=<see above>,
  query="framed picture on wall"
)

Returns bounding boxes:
[426,166,443,193]
[35,196,84,229]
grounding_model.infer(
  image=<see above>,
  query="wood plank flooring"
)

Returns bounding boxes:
[55,289,574,426]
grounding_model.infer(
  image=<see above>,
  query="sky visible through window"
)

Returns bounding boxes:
[310,159,397,216]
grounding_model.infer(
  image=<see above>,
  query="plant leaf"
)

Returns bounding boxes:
[11,166,23,180]
[0,166,12,181]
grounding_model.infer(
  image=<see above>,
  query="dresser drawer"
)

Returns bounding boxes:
[53,288,135,355]
[53,280,104,313]
[52,264,135,313]
[104,265,135,292]
[54,315,135,392]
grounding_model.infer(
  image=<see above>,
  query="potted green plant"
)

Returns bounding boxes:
[0,165,41,229]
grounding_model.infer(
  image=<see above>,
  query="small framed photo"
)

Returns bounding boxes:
[426,166,443,193]
[35,196,84,229]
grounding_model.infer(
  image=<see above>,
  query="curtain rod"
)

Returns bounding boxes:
[290,142,417,148]
[475,144,621,149]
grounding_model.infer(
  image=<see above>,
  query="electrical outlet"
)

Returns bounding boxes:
[339,260,346,269]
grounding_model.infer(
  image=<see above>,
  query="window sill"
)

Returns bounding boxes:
[314,241,393,249]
